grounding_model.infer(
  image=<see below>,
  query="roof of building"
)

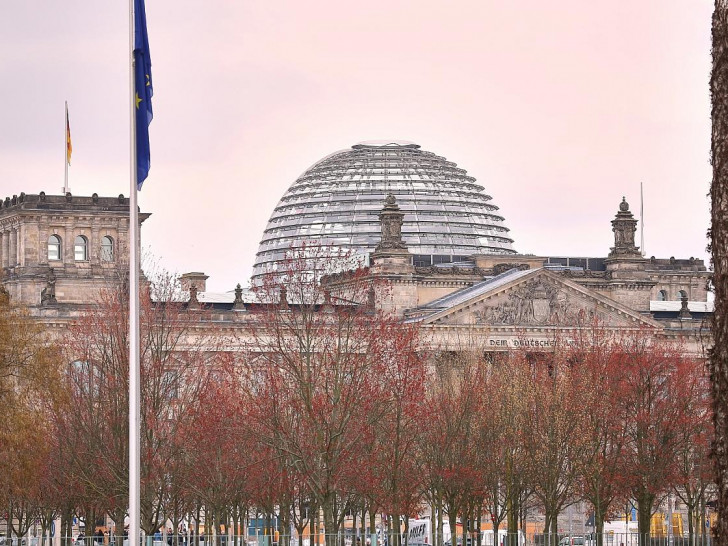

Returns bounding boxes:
[420,267,535,311]
[649,300,714,313]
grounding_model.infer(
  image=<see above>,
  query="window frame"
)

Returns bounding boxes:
[48,234,62,261]
[74,235,89,262]
[101,236,114,262]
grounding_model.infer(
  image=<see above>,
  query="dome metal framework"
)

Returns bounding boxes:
[252,141,516,281]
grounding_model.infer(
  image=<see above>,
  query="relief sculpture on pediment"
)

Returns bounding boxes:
[474,279,599,326]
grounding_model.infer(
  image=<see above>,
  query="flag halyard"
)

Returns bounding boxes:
[134,0,153,189]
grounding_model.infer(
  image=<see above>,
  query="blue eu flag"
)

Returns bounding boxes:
[134,0,153,189]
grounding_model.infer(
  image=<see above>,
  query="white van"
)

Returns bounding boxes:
[481,530,525,546]
[406,520,451,546]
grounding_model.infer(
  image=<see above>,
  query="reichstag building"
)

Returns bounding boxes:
[0,141,711,354]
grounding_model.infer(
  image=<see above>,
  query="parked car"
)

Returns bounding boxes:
[444,538,473,546]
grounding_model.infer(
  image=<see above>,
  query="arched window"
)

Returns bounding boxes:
[657,290,667,301]
[74,235,88,261]
[101,236,114,262]
[70,360,99,396]
[678,290,688,301]
[48,235,61,261]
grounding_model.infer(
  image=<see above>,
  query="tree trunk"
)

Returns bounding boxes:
[323,504,337,546]
[506,495,519,546]
[436,500,444,546]
[711,6,728,546]
[543,511,559,546]
[313,509,319,546]
[6,502,11,541]
[279,504,290,546]
[369,510,377,546]
[449,512,458,546]
[111,508,126,546]
[195,505,202,546]
[476,513,482,546]
[61,511,72,546]
[595,506,609,546]
[636,494,654,546]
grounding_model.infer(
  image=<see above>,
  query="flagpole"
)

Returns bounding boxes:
[64,101,69,195]
[640,182,645,257]
[128,3,141,546]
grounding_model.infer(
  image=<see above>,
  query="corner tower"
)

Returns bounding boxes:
[0,192,150,305]
[604,197,653,308]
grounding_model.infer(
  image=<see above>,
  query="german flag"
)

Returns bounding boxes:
[66,101,72,165]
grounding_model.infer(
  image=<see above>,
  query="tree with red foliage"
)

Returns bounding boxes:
[183,356,253,546]
[569,324,630,546]
[242,247,419,546]
[365,322,426,543]
[671,357,712,545]
[523,345,586,546]
[477,352,533,546]
[58,271,217,541]
[611,332,704,546]
[421,348,488,546]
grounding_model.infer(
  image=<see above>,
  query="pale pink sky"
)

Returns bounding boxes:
[0,2,713,292]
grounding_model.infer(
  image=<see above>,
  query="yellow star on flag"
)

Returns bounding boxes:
[136,92,142,109]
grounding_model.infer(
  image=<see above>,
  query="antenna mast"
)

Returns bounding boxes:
[640,182,645,257]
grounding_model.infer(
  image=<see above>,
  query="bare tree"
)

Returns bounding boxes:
[56,271,216,540]
[241,246,418,546]
[0,287,61,543]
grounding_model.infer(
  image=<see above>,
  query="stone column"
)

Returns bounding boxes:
[39,226,48,265]
[1,231,8,268]
[8,228,17,267]
[91,226,100,264]
[16,224,23,267]
[64,226,73,263]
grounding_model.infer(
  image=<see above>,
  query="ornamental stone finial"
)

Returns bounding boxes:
[366,284,376,314]
[188,284,201,310]
[279,285,288,307]
[233,283,246,312]
[679,293,692,319]
[608,197,640,258]
[375,194,407,252]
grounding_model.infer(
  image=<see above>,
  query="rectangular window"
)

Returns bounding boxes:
[413,255,432,267]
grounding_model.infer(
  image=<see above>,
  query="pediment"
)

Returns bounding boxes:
[419,269,661,329]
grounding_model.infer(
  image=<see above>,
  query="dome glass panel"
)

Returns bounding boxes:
[252,141,516,282]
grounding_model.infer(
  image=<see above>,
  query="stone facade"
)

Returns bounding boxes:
[0,192,711,358]
[0,192,149,306]
[329,196,711,355]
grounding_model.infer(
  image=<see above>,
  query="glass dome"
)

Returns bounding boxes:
[252,141,516,281]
